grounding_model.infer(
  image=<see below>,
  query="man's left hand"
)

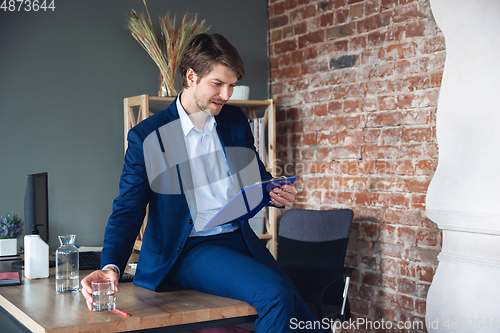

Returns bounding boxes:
[270,184,297,207]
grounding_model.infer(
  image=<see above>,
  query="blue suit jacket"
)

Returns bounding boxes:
[101,98,276,291]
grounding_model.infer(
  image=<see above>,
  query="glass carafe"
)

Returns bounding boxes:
[55,234,79,292]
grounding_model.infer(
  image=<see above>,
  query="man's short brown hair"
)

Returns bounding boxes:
[179,33,245,88]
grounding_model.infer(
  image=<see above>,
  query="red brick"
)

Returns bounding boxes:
[392,3,427,23]
[378,95,397,110]
[317,132,339,145]
[333,83,365,99]
[365,79,399,95]
[359,160,377,174]
[282,26,294,39]
[386,24,405,42]
[326,22,355,40]
[270,15,289,29]
[411,193,426,209]
[350,3,364,20]
[381,258,399,275]
[415,299,426,316]
[288,77,309,92]
[341,160,358,175]
[349,36,367,52]
[304,117,334,132]
[298,30,325,48]
[332,40,349,52]
[367,31,385,48]
[400,260,416,278]
[336,115,365,130]
[417,229,438,247]
[398,277,417,295]
[301,59,328,74]
[415,159,436,175]
[325,146,362,160]
[337,191,353,204]
[398,226,417,243]
[337,129,364,145]
[417,264,436,283]
[270,29,282,43]
[274,2,285,16]
[304,87,332,103]
[369,62,395,78]
[303,46,318,60]
[403,127,432,143]
[293,21,307,35]
[385,209,425,227]
[372,192,391,208]
[404,178,431,193]
[379,42,417,60]
[274,40,298,54]
[366,111,404,128]
[381,0,398,10]
[354,191,371,205]
[290,4,317,23]
[362,271,383,287]
[335,9,349,24]
[310,103,327,117]
[284,0,298,10]
[421,36,446,54]
[364,0,380,15]
[380,223,397,243]
[397,295,415,312]
[405,20,426,38]
[357,12,391,33]
[334,176,367,190]
[320,13,333,27]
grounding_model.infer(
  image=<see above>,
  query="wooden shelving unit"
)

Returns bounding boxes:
[123,94,278,258]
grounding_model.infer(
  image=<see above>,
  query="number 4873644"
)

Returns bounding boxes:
[1,0,56,12]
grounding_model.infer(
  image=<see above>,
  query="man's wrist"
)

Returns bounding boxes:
[102,264,119,275]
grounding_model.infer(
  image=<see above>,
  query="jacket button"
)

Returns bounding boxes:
[178,247,182,252]
[189,219,193,224]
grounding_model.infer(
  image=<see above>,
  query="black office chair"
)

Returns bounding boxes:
[277,208,354,330]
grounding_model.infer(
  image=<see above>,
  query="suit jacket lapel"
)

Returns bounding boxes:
[158,99,197,220]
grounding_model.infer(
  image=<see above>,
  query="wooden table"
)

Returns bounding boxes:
[0,261,257,333]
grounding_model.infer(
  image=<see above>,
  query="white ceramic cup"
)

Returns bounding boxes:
[230,85,250,100]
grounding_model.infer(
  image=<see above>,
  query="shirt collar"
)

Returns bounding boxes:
[176,91,216,137]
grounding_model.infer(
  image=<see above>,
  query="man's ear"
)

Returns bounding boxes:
[185,68,197,89]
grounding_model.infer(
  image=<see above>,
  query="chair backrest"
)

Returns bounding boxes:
[277,208,354,305]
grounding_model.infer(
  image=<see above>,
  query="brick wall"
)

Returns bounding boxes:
[268,0,445,330]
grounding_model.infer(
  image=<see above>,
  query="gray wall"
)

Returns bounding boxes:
[0,0,269,249]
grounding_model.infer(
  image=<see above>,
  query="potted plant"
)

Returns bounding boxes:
[0,212,24,256]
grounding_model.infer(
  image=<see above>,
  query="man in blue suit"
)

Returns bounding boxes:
[82,33,323,332]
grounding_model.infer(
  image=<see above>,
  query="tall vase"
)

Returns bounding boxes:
[158,74,177,97]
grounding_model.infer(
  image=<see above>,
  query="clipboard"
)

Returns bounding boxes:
[202,177,296,230]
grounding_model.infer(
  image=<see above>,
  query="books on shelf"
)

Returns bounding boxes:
[0,271,21,286]
[249,118,266,165]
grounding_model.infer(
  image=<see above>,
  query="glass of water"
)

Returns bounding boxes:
[91,279,116,311]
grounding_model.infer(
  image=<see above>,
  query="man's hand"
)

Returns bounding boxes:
[269,184,297,207]
[81,266,120,311]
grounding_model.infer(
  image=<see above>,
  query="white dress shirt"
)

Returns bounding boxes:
[176,97,240,237]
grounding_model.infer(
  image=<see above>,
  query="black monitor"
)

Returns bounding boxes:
[12,172,52,269]
[25,172,49,242]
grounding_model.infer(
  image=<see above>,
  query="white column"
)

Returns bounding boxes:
[426,0,500,331]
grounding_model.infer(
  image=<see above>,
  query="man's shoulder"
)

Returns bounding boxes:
[131,102,178,138]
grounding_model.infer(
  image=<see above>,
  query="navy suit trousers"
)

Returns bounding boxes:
[166,229,324,332]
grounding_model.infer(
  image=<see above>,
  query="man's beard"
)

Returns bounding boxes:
[194,93,227,116]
